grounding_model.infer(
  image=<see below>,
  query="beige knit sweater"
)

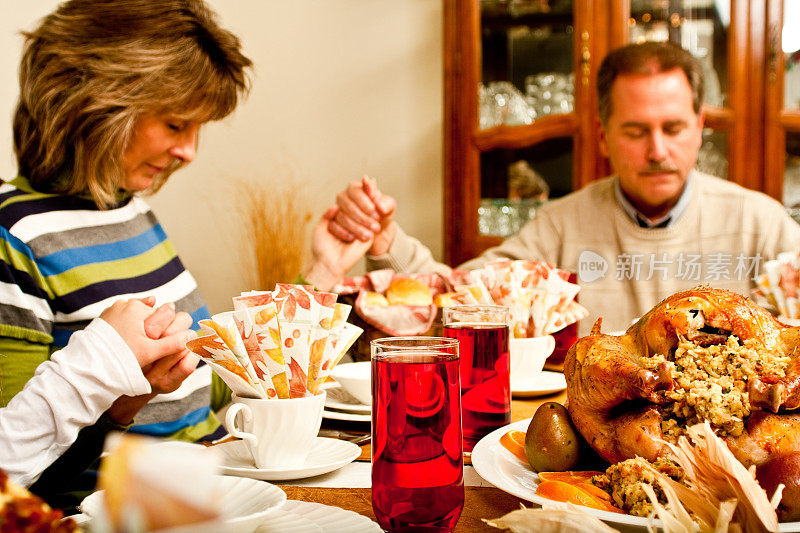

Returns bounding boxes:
[367,172,800,335]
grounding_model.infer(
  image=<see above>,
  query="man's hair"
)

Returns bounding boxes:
[596,41,704,124]
[13,0,253,208]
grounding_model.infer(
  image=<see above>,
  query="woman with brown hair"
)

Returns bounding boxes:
[2,0,368,507]
[0,0,252,505]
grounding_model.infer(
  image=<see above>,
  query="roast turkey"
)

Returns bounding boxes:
[564,286,800,467]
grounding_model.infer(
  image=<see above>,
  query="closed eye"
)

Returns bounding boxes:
[163,117,187,132]
[663,123,687,136]
[621,126,647,138]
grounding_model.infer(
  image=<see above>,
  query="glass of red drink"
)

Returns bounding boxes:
[442,305,510,452]
[371,337,464,532]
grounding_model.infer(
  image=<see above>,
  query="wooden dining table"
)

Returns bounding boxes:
[278,388,568,532]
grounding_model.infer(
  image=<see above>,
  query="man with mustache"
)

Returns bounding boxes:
[325,41,800,333]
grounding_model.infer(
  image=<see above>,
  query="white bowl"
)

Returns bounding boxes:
[329,361,372,406]
[80,475,285,533]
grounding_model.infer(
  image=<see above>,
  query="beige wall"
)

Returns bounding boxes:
[0,1,444,314]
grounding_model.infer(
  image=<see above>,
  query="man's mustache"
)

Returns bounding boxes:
[640,163,679,174]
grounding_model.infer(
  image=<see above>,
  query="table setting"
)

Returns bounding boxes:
[316,260,588,531]
[47,267,800,532]
[254,281,800,532]
[23,264,588,533]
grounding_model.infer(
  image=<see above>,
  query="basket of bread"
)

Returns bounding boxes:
[332,270,452,360]
[334,261,587,361]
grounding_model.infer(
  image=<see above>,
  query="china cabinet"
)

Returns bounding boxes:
[444,0,799,266]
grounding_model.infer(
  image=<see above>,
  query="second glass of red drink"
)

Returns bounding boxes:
[442,305,510,452]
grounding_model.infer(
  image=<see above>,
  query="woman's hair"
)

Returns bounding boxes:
[596,41,704,125]
[13,0,253,208]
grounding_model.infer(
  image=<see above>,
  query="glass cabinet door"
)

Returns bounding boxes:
[446,0,798,265]
[782,1,800,112]
[475,0,580,238]
[477,138,572,236]
[762,0,800,212]
[479,0,575,129]
[779,1,800,221]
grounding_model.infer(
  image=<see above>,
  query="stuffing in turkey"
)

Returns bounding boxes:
[564,286,800,467]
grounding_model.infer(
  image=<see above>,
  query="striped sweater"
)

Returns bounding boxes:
[0,176,218,440]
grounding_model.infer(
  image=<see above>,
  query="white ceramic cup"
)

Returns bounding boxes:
[509,335,555,386]
[224,391,325,469]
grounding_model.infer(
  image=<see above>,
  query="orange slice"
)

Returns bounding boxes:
[537,471,604,483]
[537,471,611,501]
[499,430,528,463]
[536,480,623,513]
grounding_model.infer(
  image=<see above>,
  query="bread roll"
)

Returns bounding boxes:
[386,278,433,306]
[363,291,390,306]
[434,292,459,308]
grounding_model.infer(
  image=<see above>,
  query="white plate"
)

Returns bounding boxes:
[511,370,567,398]
[254,508,322,532]
[323,408,371,423]
[217,437,361,481]
[323,382,371,414]
[471,419,662,531]
[80,475,286,533]
[471,419,800,532]
[276,500,381,532]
